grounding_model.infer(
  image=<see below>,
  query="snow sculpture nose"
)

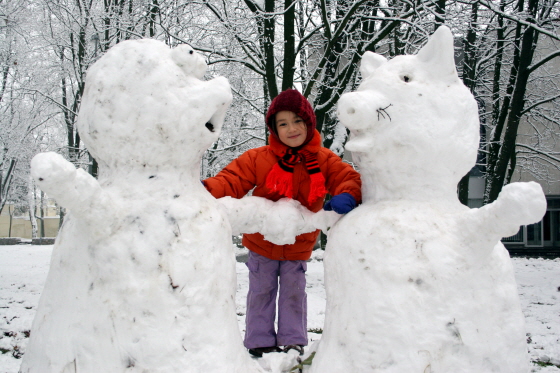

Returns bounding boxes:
[201,75,232,137]
[337,90,388,132]
[337,92,361,131]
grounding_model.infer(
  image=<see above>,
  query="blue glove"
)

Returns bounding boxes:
[323,193,357,214]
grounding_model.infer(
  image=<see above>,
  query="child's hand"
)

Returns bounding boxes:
[323,193,357,214]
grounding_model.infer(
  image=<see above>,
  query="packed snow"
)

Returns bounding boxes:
[0,245,558,373]
[311,26,548,372]
[218,197,340,244]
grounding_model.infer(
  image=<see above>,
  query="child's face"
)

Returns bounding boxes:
[275,111,307,148]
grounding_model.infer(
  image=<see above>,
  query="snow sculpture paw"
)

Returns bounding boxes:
[31,152,78,196]
[30,151,111,233]
[307,209,342,233]
[489,181,547,237]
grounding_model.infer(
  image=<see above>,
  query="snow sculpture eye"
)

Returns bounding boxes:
[402,75,411,83]
[205,122,215,132]
[189,50,194,55]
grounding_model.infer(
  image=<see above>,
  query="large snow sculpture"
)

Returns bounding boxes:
[310,26,547,373]
[21,39,263,373]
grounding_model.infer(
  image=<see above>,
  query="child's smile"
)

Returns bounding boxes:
[275,110,307,148]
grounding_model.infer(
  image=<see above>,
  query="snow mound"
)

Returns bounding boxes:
[311,26,547,373]
[22,39,263,373]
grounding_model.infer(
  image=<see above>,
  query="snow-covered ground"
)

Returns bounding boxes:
[0,244,558,373]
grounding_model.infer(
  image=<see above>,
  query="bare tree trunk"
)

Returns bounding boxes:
[39,191,45,238]
[28,174,38,239]
[59,207,66,230]
[434,0,446,31]
[315,1,349,137]
[461,1,479,90]
[282,0,295,91]
[0,64,9,103]
[263,0,278,99]
[297,2,309,92]
[8,205,14,237]
[457,0,479,206]
[0,158,16,214]
[484,0,539,204]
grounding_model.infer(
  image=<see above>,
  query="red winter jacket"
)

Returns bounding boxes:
[204,130,361,261]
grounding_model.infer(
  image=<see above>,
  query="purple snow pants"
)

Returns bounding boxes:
[244,251,308,349]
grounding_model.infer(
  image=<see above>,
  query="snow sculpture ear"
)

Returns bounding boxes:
[360,51,387,79]
[416,26,458,78]
[171,44,207,79]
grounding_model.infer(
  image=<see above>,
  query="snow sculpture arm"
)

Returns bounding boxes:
[31,152,114,231]
[217,196,341,245]
[467,181,546,244]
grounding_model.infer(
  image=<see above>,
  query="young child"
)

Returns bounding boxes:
[203,89,361,357]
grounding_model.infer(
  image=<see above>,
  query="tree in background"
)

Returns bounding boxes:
[449,0,560,204]
[0,0,54,216]
[482,0,560,204]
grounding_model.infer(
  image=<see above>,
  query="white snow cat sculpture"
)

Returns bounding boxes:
[310,26,546,373]
[21,39,263,373]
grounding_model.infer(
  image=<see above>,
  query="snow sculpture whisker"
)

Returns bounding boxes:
[376,104,392,121]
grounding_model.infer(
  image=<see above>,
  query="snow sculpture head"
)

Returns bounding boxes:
[77,39,231,171]
[338,26,479,201]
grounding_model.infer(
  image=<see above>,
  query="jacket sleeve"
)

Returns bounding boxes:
[324,150,362,204]
[203,150,258,199]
